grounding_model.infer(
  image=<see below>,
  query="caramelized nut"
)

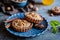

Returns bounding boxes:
[35,24,44,29]
[50,13,54,16]
[39,24,44,29]
[33,7,38,11]
[29,3,34,8]
[7,7,11,10]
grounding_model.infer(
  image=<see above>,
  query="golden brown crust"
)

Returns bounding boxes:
[24,12,43,23]
[12,19,33,32]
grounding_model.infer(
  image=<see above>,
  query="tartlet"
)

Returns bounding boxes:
[51,6,60,15]
[34,24,44,29]
[12,19,33,32]
[24,12,43,23]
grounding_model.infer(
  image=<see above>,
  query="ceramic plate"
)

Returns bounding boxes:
[5,13,48,37]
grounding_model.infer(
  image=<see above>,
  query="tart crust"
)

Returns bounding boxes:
[24,12,43,23]
[12,19,33,32]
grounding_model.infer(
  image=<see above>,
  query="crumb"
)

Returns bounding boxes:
[29,3,34,8]
[33,7,38,11]
[50,13,54,16]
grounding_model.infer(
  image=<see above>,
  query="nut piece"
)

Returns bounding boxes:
[51,6,60,15]
[33,7,38,11]
[29,3,34,8]
[50,13,54,16]
[7,7,11,10]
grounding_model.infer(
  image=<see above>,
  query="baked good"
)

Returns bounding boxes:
[33,7,38,11]
[34,24,44,29]
[24,12,43,23]
[51,6,60,15]
[12,19,33,32]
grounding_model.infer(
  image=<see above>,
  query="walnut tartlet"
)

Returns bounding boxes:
[24,12,43,23]
[12,19,33,32]
[51,6,60,15]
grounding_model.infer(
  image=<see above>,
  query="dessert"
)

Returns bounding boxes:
[51,6,60,15]
[33,7,38,11]
[34,24,44,29]
[24,12,43,23]
[12,19,33,32]
[28,3,34,9]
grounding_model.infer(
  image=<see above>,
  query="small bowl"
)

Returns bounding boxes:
[11,0,27,7]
